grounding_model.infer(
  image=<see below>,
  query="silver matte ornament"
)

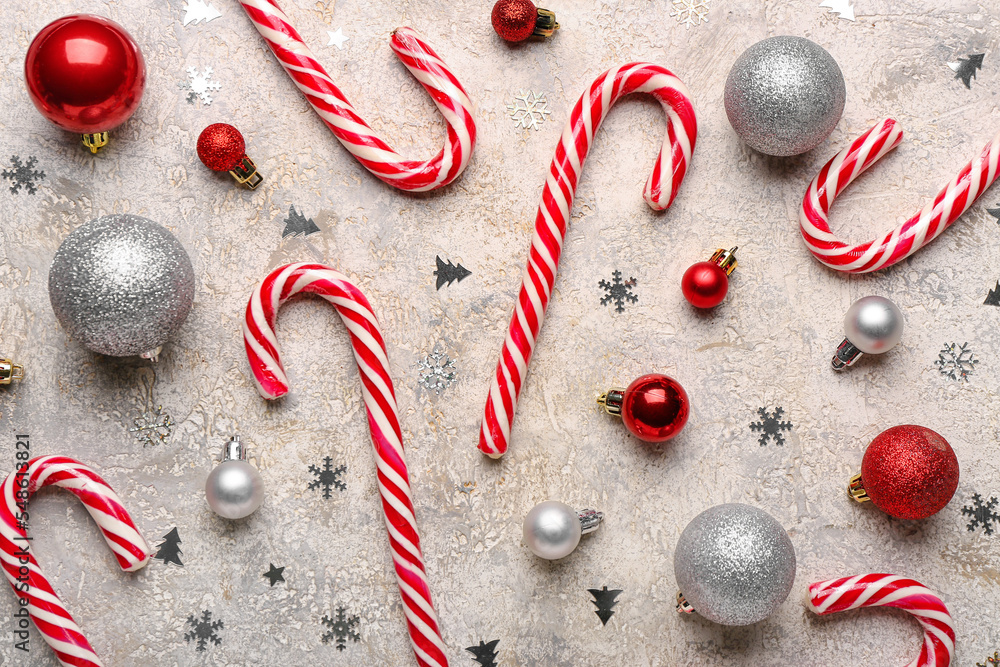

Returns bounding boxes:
[206,435,265,519]
[832,296,904,370]
[724,36,846,156]
[522,501,603,560]
[48,214,195,360]
[674,503,796,626]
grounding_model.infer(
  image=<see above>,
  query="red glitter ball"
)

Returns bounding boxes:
[197,123,246,172]
[860,425,959,520]
[681,261,729,308]
[621,373,690,443]
[491,0,537,42]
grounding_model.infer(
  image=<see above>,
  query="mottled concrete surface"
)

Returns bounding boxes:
[1,0,1000,665]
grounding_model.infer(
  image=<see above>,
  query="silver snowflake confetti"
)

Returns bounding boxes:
[2,156,44,195]
[417,349,457,393]
[182,0,222,26]
[129,406,175,446]
[935,342,978,382]
[507,91,552,131]
[179,67,222,104]
[321,607,360,651]
[669,0,710,29]
[599,270,638,313]
[819,0,855,21]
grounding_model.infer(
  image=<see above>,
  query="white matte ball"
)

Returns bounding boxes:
[522,501,581,560]
[844,296,904,354]
[205,460,264,519]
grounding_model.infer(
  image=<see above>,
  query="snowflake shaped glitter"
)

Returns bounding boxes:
[417,349,457,393]
[749,407,793,446]
[308,456,347,499]
[129,406,175,447]
[599,270,638,313]
[179,66,222,104]
[670,0,711,29]
[935,342,978,382]
[962,493,1000,535]
[507,91,552,131]
[321,607,361,651]
[184,610,223,651]
[2,156,44,195]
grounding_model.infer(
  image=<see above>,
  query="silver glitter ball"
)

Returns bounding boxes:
[674,503,796,626]
[48,214,195,358]
[724,36,846,156]
[844,296,904,354]
[523,501,581,560]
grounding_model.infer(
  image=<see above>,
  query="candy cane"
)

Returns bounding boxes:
[800,118,1000,272]
[242,263,447,667]
[0,456,152,667]
[808,573,955,667]
[237,0,476,192]
[478,62,697,458]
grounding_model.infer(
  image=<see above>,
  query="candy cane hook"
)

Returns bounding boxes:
[478,62,697,458]
[800,118,1000,272]
[238,0,477,192]
[0,456,152,667]
[808,573,955,667]
[242,263,447,667]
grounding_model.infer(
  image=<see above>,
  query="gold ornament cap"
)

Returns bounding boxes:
[229,156,263,189]
[0,359,24,384]
[709,246,739,276]
[82,132,109,154]
[533,8,559,37]
[848,472,870,503]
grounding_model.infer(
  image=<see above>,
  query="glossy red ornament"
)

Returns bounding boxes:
[681,247,738,308]
[599,373,689,443]
[491,0,559,42]
[25,15,145,150]
[849,425,959,520]
[196,123,263,189]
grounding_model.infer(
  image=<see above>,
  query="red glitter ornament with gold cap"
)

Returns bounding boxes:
[491,0,559,42]
[197,123,263,189]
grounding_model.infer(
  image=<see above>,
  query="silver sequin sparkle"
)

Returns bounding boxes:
[724,36,845,156]
[674,503,796,626]
[48,214,195,357]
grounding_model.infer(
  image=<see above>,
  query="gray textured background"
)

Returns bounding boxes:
[1,0,999,665]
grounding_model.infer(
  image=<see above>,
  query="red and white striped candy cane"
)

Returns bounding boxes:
[800,118,1000,272]
[478,62,697,458]
[808,573,955,667]
[242,263,447,667]
[0,455,152,667]
[238,0,476,192]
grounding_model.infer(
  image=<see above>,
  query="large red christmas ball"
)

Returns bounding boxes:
[621,373,689,443]
[25,15,146,134]
[491,0,538,42]
[860,425,959,520]
[197,124,246,172]
[681,261,729,308]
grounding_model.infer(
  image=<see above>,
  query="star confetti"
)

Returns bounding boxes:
[282,205,320,238]
[749,407,793,446]
[327,28,348,49]
[935,342,978,382]
[669,0,710,29]
[129,406,175,447]
[185,610,223,651]
[417,349,457,393]
[179,66,222,104]
[819,0,855,21]
[321,607,360,651]
[263,563,285,586]
[948,54,984,89]
[466,639,500,667]
[182,0,222,26]
[599,270,638,313]
[2,156,44,195]
[507,91,552,131]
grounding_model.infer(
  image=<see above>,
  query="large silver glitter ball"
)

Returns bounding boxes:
[844,296,904,354]
[724,36,846,156]
[674,503,796,626]
[48,214,195,358]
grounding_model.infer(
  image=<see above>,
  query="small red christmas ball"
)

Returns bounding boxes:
[492,0,538,42]
[621,373,689,443]
[25,15,146,133]
[197,124,246,172]
[860,425,959,520]
[681,261,729,308]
